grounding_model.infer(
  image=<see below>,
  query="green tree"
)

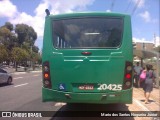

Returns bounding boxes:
[5,22,13,31]
[0,22,40,68]
[0,45,8,63]
[15,24,40,69]
[3,22,17,50]
[30,52,41,70]
[11,47,29,71]
[26,26,37,45]
[0,25,18,64]
[0,26,11,45]
[15,24,28,45]
[31,52,41,63]
[15,24,37,46]
[32,45,39,53]
[0,22,15,46]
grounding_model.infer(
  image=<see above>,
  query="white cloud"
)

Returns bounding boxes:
[34,0,49,17]
[10,12,45,40]
[133,36,160,47]
[133,37,153,43]
[3,0,94,48]
[139,11,151,22]
[139,11,159,23]
[132,0,145,8]
[106,9,111,12]
[11,12,33,24]
[154,36,160,47]
[0,0,18,18]
[48,0,94,14]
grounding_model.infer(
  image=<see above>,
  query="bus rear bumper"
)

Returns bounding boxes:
[42,87,133,104]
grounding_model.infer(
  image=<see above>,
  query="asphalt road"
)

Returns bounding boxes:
[0,71,159,120]
[0,71,57,120]
[0,71,56,111]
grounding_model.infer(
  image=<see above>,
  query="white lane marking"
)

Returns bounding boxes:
[54,102,66,107]
[14,83,28,88]
[12,71,41,75]
[33,75,39,76]
[32,71,42,73]
[13,72,26,75]
[133,98,150,111]
[14,77,23,79]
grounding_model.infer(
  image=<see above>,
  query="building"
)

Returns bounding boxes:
[135,42,154,51]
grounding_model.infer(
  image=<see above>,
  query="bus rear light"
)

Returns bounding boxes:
[125,74,131,79]
[44,73,49,78]
[123,61,133,90]
[44,80,50,86]
[126,66,132,71]
[44,66,49,72]
[125,81,131,86]
[42,61,52,89]
[123,81,132,89]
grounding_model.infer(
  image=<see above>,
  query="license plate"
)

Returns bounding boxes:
[78,85,94,90]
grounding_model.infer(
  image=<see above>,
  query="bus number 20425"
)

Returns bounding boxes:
[97,84,122,91]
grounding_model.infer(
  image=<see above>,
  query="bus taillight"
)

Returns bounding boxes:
[44,73,49,79]
[43,61,52,89]
[123,61,133,90]
[125,74,131,79]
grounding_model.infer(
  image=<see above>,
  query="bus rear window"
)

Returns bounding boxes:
[53,17,123,49]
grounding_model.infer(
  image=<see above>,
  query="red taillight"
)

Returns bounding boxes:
[123,61,133,90]
[125,74,131,79]
[43,61,52,89]
[44,73,49,78]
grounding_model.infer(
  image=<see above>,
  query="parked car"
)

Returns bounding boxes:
[0,68,12,85]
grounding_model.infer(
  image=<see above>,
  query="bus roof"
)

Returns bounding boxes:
[46,12,130,19]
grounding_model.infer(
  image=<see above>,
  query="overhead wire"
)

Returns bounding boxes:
[110,0,116,11]
[125,0,132,13]
[131,0,141,16]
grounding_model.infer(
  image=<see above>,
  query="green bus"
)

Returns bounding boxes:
[42,10,133,104]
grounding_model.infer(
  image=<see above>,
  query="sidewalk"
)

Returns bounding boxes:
[2,66,42,74]
[150,87,160,103]
[133,87,160,111]
[135,87,160,104]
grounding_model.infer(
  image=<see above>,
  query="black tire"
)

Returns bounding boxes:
[7,77,12,85]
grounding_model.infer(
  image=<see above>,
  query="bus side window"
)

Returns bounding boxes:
[54,35,70,48]
[60,38,69,48]
[53,33,58,48]
[57,36,59,48]
[53,21,72,48]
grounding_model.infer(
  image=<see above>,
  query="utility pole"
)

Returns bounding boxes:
[31,46,32,69]
[154,51,159,88]
[154,33,156,47]
[153,33,159,88]
[141,42,145,67]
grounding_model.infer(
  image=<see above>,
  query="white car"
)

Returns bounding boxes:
[0,68,12,84]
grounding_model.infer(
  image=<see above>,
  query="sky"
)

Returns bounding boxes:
[0,0,159,50]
